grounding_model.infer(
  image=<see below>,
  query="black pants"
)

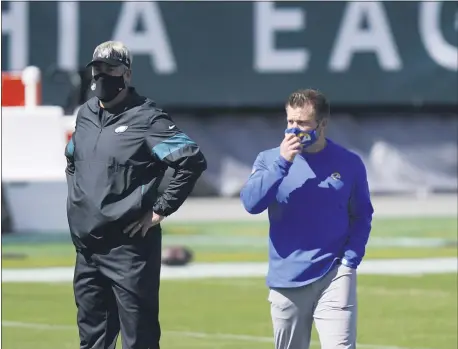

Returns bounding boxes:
[73,227,162,349]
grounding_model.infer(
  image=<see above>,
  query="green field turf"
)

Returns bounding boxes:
[162,217,458,239]
[2,217,457,348]
[2,274,457,349]
[2,217,457,268]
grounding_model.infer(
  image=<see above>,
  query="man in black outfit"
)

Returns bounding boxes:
[65,41,207,349]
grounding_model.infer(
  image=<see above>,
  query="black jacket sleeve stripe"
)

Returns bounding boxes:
[152,133,198,161]
[146,114,207,217]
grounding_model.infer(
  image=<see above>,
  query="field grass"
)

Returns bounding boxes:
[2,274,457,349]
[1,217,458,349]
[162,217,458,239]
[2,217,457,268]
[2,217,457,348]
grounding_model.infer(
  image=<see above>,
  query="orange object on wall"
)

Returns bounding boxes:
[1,72,42,106]
[66,131,73,142]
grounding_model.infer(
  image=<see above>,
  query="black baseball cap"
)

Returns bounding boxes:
[86,44,131,69]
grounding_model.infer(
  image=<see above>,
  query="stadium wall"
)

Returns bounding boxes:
[2,1,457,109]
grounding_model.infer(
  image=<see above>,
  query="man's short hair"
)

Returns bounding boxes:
[285,89,330,121]
[86,41,133,69]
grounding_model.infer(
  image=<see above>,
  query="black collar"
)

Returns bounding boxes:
[87,87,145,115]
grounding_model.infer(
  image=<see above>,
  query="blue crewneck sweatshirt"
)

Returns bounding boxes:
[240,139,374,288]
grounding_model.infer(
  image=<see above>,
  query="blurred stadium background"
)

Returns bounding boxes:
[1,1,457,349]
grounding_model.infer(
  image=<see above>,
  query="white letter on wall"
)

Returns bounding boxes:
[419,2,457,71]
[254,1,308,73]
[1,2,28,70]
[57,1,79,71]
[112,1,176,74]
[329,2,402,72]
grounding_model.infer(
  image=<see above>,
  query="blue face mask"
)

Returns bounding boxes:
[285,127,318,147]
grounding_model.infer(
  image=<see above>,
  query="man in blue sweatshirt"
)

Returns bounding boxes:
[240,89,374,349]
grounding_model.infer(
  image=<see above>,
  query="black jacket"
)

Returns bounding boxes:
[65,88,207,250]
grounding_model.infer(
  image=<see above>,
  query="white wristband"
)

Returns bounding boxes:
[341,259,351,267]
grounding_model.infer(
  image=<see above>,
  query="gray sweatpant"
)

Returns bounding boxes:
[268,263,357,349]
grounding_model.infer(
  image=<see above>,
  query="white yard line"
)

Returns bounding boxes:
[2,320,74,331]
[1,320,437,349]
[2,258,457,283]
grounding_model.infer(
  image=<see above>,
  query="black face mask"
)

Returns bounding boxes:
[92,73,126,103]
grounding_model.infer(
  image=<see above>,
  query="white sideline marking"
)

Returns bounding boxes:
[2,320,74,331]
[2,258,457,283]
[1,320,437,349]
